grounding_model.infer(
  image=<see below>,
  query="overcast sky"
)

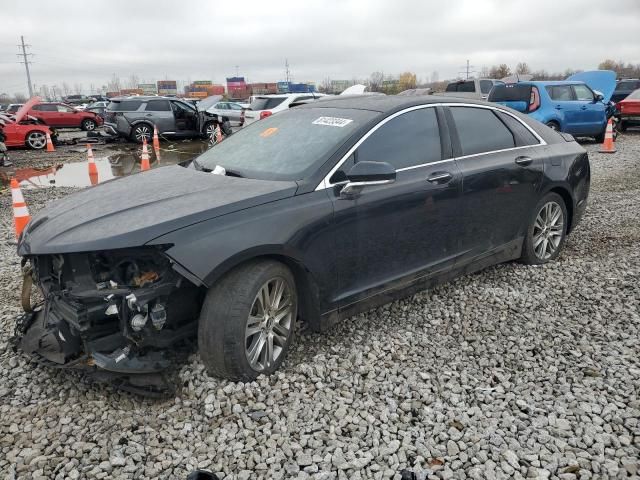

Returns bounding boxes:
[1,0,639,95]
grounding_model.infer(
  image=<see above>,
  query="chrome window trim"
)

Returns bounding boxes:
[315,102,547,191]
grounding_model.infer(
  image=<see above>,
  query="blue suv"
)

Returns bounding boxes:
[488,70,616,142]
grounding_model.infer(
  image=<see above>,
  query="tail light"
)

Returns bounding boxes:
[529,87,541,112]
[260,111,272,120]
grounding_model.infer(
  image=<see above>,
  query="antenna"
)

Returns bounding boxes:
[17,35,34,97]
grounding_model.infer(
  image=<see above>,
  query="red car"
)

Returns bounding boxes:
[0,99,53,150]
[28,102,103,131]
[618,88,640,131]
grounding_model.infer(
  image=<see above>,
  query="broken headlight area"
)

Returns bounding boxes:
[14,246,203,395]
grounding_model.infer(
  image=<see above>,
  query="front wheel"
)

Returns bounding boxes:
[81,119,97,131]
[520,193,568,265]
[546,121,560,131]
[26,131,47,150]
[198,260,297,381]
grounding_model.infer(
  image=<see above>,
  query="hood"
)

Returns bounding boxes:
[341,84,367,95]
[18,165,297,255]
[13,96,41,124]
[567,70,616,102]
[198,95,224,111]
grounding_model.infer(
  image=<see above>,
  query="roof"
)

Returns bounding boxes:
[299,94,491,113]
[514,80,585,87]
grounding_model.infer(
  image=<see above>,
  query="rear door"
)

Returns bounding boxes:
[571,84,606,135]
[447,105,545,261]
[171,101,200,136]
[56,104,80,127]
[30,104,58,125]
[143,100,174,133]
[328,106,464,307]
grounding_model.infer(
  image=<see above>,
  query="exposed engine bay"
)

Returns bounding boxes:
[13,246,203,396]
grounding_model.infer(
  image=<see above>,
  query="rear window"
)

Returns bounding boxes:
[615,80,640,91]
[488,84,532,102]
[107,100,143,112]
[446,81,475,93]
[250,97,287,110]
[480,80,494,94]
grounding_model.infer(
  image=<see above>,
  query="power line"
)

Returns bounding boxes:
[17,35,34,97]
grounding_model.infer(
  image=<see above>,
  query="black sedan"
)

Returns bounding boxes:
[14,96,590,392]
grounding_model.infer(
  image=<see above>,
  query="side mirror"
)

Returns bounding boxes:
[593,90,604,102]
[340,161,396,198]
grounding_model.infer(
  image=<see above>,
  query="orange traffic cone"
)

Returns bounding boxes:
[87,144,99,185]
[141,138,151,171]
[152,125,160,152]
[11,178,31,237]
[599,119,616,153]
[45,131,55,152]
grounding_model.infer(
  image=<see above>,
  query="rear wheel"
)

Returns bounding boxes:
[545,121,560,131]
[81,119,97,131]
[198,260,297,381]
[520,192,568,265]
[130,123,152,143]
[26,131,47,150]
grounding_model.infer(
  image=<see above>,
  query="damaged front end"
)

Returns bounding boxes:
[13,246,203,396]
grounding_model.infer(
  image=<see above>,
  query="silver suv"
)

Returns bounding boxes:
[104,96,223,143]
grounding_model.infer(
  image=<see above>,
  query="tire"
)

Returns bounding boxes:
[198,260,298,381]
[594,132,605,144]
[203,121,216,140]
[81,119,97,131]
[545,121,560,132]
[130,123,153,143]
[520,192,568,265]
[26,131,47,150]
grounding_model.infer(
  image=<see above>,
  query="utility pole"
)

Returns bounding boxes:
[285,59,291,83]
[458,59,476,79]
[235,65,240,77]
[17,35,34,97]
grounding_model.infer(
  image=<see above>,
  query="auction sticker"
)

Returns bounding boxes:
[312,117,353,127]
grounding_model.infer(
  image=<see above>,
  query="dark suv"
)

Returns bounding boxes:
[104,96,222,143]
[612,79,640,103]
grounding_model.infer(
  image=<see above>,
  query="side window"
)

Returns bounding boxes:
[144,100,171,111]
[546,85,573,101]
[572,85,594,101]
[480,80,494,94]
[495,111,540,147]
[230,104,243,110]
[329,153,355,184]
[57,105,74,113]
[31,105,44,111]
[450,107,515,156]
[217,103,229,110]
[356,107,442,170]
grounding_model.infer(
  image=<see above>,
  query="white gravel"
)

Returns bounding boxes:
[1,134,639,479]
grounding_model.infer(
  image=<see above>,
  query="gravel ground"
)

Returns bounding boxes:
[0,133,639,480]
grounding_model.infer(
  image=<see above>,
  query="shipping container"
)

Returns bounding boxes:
[120,88,144,96]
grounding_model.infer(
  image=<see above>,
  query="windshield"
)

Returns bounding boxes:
[196,107,376,181]
[446,81,475,92]
[250,97,287,110]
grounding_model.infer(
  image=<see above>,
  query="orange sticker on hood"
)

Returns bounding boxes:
[260,127,278,138]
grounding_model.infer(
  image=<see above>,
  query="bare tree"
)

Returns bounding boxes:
[61,82,71,96]
[73,83,83,94]
[398,72,417,91]
[14,93,27,103]
[489,64,511,79]
[126,74,140,89]
[369,71,384,92]
[516,62,531,75]
[107,74,121,92]
[430,71,439,83]
[479,66,490,78]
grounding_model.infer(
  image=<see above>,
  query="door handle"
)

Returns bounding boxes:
[554,105,563,110]
[426,172,453,184]
[145,113,153,117]
[580,106,588,110]
[515,156,533,166]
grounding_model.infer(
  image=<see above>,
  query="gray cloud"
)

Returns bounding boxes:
[1,0,639,95]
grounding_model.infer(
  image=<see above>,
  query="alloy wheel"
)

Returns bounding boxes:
[84,120,96,131]
[27,132,46,149]
[245,277,293,371]
[533,201,564,260]
[134,125,151,142]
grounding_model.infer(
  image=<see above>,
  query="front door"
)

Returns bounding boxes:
[328,106,463,308]
[143,100,174,133]
[171,101,199,136]
[546,85,581,134]
[447,105,545,261]
[571,84,606,135]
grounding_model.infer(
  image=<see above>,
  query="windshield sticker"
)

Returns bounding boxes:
[312,117,353,127]
[260,127,279,138]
